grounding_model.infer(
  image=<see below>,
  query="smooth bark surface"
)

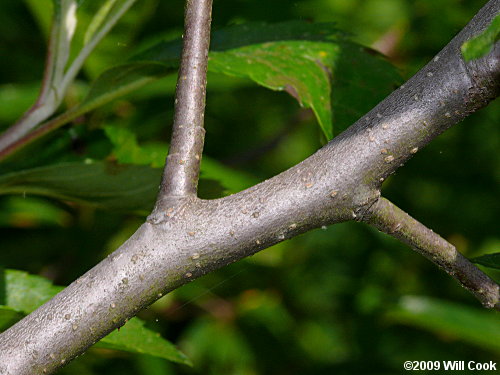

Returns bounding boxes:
[0,0,498,373]
[159,0,212,200]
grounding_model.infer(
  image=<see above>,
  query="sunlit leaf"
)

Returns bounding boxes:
[104,126,167,168]
[199,157,258,195]
[0,269,64,314]
[209,41,336,138]
[386,296,500,352]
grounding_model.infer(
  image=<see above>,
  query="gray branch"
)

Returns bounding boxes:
[0,0,498,373]
[157,0,212,202]
[362,197,500,309]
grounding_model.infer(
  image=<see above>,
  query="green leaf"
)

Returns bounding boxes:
[0,161,161,213]
[0,269,63,313]
[209,41,336,138]
[0,269,190,364]
[461,14,500,61]
[96,318,192,365]
[136,21,400,138]
[470,253,500,270]
[386,296,500,352]
[0,151,257,212]
[0,83,40,125]
[44,21,399,141]
[25,62,169,152]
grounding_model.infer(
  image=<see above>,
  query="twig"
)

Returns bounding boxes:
[158,0,213,200]
[363,197,500,310]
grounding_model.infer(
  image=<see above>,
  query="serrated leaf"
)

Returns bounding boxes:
[470,253,500,270]
[461,14,500,61]
[0,161,161,213]
[96,318,192,365]
[386,296,500,352]
[0,269,190,364]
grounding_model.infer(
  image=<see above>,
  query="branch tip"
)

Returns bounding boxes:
[363,197,500,310]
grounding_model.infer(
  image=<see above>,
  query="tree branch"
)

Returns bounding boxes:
[157,0,212,202]
[0,0,498,373]
[362,197,500,310]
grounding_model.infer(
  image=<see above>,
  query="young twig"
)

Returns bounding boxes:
[363,197,500,310]
[157,0,213,202]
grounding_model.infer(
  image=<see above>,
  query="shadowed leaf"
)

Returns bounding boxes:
[0,161,161,213]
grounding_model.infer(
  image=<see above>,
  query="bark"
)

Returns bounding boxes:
[0,0,498,373]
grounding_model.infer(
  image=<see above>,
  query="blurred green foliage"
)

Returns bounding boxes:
[0,0,499,374]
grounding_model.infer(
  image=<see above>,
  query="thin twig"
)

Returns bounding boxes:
[158,0,213,199]
[363,197,500,310]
